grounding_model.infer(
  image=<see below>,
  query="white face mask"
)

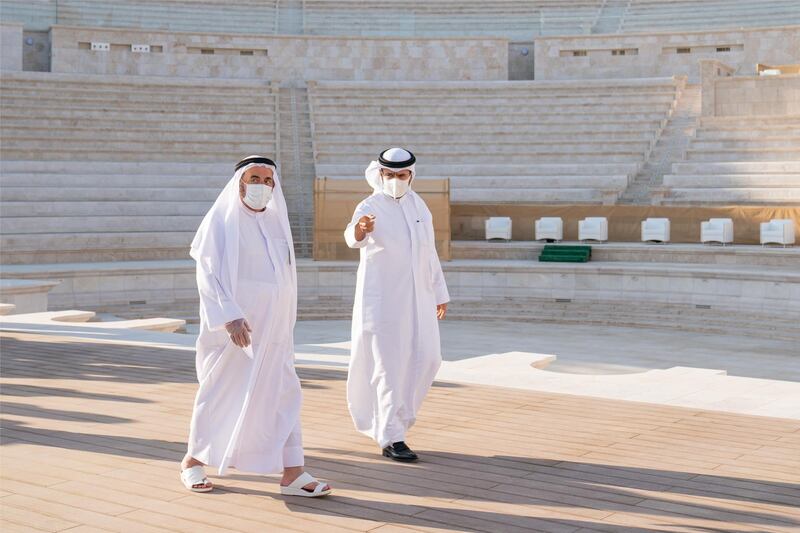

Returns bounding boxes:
[382,177,411,199]
[242,183,273,210]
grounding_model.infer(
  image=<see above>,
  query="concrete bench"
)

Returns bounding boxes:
[0,279,60,313]
[0,309,186,333]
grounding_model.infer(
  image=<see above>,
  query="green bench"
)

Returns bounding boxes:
[538,244,592,263]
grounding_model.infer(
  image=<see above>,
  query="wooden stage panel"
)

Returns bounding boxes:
[1,331,799,532]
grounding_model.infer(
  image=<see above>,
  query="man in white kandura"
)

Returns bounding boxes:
[180,155,332,497]
[344,147,450,462]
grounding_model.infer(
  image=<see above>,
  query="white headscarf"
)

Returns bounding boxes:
[190,157,297,331]
[364,147,417,194]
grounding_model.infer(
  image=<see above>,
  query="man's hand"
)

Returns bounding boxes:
[225,318,252,348]
[436,303,448,320]
[354,214,376,242]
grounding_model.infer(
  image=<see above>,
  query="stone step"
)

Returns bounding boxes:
[315,140,652,153]
[671,161,800,174]
[317,152,641,164]
[663,188,800,204]
[0,174,229,188]
[0,201,213,217]
[313,111,669,122]
[0,187,221,202]
[316,163,639,176]
[686,149,800,162]
[0,117,277,133]
[0,233,193,264]
[0,89,275,106]
[0,149,276,162]
[696,128,800,139]
[699,115,800,128]
[449,176,630,188]
[1,127,276,144]
[0,99,274,114]
[312,101,674,111]
[126,301,799,341]
[0,107,274,123]
[316,132,655,143]
[1,215,204,234]
[0,161,231,174]
[663,174,800,188]
[0,74,275,93]
[452,188,615,203]
[313,122,663,134]
[444,313,800,341]
[450,242,800,268]
[692,139,800,150]
[311,93,676,104]
[446,308,800,333]
[310,79,679,91]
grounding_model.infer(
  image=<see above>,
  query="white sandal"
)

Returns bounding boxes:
[279,472,332,497]
[180,465,213,493]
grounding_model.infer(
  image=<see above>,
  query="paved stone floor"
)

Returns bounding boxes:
[295,320,800,380]
[1,331,799,532]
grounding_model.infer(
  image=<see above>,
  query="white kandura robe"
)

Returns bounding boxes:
[188,199,303,475]
[344,191,450,447]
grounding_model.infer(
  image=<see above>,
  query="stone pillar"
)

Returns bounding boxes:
[699,59,735,117]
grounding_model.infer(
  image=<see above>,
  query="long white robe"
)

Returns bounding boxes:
[344,190,449,447]
[187,165,302,475]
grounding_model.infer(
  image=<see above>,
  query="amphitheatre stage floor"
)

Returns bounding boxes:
[1,328,799,533]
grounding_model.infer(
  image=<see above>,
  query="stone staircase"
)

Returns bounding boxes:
[591,0,630,34]
[94,292,800,342]
[0,72,288,264]
[3,0,798,37]
[310,78,684,205]
[0,72,279,162]
[278,87,316,258]
[618,83,700,204]
[620,0,800,32]
[276,0,304,34]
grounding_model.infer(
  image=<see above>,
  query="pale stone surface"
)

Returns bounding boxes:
[50,25,508,81]
[295,319,800,418]
[661,83,800,204]
[619,2,800,32]
[0,310,185,332]
[534,26,800,82]
[714,74,800,117]
[0,279,59,314]
[0,22,23,71]
[452,240,800,267]
[8,316,797,418]
[309,78,683,203]
[4,254,798,342]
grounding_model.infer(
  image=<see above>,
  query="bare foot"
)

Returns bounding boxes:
[181,453,212,490]
[280,466,330,493]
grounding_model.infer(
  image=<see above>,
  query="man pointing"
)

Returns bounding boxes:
[344,147,450,462]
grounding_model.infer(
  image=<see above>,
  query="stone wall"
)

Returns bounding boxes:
[714,74,800,117]
[1,23,23,71]
[50,25,508,81]
[534,25,800,82]
[700,59,800,117]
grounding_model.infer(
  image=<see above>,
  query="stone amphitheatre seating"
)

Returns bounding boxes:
[661,116,800,204]
[0,0,280,33]
[302,0,602,39]
[620,0,800,32]
[3,0,798,37]
[0,71,279,264]
[309,78,684,204]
